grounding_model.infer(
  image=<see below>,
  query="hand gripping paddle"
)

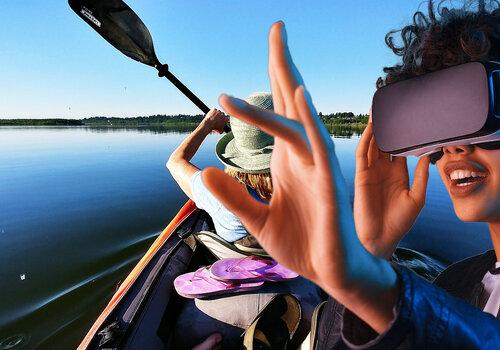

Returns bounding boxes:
[68,0,229,130]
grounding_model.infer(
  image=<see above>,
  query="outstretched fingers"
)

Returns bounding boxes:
[368,133,380,167]
[409,156,430,209]
[295,86,353,216]
[269,21,304,120]
[294,86,333,163]
[269,48,285,116]
[356,123,373,172]
[201,168,269,235]
[219,94,312,162]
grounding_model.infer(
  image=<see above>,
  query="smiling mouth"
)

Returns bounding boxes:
[445,163,489,197]
[449,170,487,187]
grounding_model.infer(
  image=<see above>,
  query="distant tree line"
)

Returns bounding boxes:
[319,112,369,126]
[1,112,369,128]
[327,124,366,138]
[82,114,204,126]
[0,119,83,126]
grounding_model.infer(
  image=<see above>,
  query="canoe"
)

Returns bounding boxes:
[78,200,197,349]
[78,200,446,349]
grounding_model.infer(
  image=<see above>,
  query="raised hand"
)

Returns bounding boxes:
[354,121,430,259]
[201,21,399,333]
[202,108,228,134]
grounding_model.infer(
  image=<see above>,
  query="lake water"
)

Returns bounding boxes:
[0,126,492,349]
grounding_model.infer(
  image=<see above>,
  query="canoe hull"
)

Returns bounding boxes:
[78,200,197,349]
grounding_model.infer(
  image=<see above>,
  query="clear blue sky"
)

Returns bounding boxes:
[1,1,428,118]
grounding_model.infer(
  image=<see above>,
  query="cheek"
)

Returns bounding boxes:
[467,179,500,222]
[481,152,500,215]
[485,172,500,216]
[455,173,499,222]
[436,162,500,222]
[437,166,449,188]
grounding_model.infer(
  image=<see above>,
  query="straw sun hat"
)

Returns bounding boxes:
[216,92,274,173]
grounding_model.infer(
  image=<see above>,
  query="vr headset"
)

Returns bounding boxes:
[372,61,500,164]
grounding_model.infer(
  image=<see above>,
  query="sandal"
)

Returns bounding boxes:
[210,256,298,283]
[174,266,264,299]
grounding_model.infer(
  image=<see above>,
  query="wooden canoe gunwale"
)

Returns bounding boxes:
[78,200,197,349]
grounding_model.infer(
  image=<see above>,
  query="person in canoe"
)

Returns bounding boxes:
[199,3,500,350]
[167,92,274,254]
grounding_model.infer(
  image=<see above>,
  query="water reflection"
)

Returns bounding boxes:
[83,125,198,134]
[0,125,491,349]
[84,124,368,137]
[0,124,367,137]
[326,124,365,138]
[85,124,367,137]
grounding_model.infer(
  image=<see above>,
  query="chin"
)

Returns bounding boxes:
[452,197,499,223]
[454,206,486,222]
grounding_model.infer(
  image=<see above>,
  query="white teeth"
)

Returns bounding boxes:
[449,169,485,180]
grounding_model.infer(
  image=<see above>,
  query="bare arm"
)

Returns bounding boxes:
[166,109,228,199]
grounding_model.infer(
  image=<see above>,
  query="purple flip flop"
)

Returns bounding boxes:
[210,256,299,283]
[174,266,264,299]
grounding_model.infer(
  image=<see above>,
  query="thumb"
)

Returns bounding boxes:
[409,156,430,208]
[201,167,269,234]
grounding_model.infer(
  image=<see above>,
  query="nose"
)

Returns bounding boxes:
[442,144,474,155]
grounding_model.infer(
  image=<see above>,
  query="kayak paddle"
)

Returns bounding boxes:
[68,0,229,130]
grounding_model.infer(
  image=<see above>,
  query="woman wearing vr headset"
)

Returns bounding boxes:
[198,1,499,349]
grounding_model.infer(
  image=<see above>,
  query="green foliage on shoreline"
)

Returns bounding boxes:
[319,112,369,125]
[327,124,366,137]
[0,119,83,126]
[81,114,204,127]
[0,113,368,136]
[0,114,204,127]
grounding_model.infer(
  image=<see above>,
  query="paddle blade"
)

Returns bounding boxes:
[68,0,159,67]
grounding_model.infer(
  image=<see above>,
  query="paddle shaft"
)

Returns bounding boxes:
[156,63,230,132]
[158,67,209,114]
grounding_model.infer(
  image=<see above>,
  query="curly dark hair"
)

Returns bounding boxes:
[378,0,500,88]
